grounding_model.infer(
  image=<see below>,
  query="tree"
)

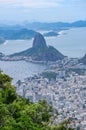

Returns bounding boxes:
[0,71,12,89]
[0,71,75,130]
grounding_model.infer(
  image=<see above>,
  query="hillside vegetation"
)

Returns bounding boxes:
[0,71,74,130]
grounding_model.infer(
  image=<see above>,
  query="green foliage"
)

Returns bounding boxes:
[0,71,12,89]
[43,71,57,80]
[71,68,86,75]
[0,71,74,130]
[48,124,67,130]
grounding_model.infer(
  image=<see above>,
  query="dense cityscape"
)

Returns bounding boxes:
[16,57,86,130]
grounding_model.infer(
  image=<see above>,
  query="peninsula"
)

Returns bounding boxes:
[7,33,65,62]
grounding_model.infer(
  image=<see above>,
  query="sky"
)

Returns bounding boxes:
[0,0,86,23]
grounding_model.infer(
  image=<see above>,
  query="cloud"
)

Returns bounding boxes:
[0,0,63,8]
[0,0,20,2]
[22,1,58,8]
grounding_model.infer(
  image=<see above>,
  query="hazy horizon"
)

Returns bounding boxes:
[0,0,86,24]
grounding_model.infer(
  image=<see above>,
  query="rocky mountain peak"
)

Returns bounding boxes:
[33,33,47,48]
[9,33,65,61]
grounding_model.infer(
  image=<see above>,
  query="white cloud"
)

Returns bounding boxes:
[22,1,58,8]
[0,0,63,8]
[0,0,20,3]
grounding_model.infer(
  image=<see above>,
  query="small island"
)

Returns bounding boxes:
[43,31,58,37]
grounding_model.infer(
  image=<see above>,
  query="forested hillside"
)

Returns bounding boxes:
[0,71,74,130]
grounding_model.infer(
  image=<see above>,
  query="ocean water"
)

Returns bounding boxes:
[0,27,86,57]
[0,39,32,55]
[0,27,86,83]
[0,60,46,84]
[45,27,86,58]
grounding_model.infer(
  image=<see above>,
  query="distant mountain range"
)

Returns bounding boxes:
[22,20,86,30]
[0,20,86,40]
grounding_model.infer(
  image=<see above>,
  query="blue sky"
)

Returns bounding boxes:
[0,0,86,23]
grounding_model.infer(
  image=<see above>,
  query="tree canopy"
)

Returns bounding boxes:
[0,71,74,130]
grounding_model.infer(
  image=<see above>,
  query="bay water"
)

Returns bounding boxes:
[0,27,86,83]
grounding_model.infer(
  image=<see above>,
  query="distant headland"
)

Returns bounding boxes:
[1,33,65,62]
[9,33,65,62]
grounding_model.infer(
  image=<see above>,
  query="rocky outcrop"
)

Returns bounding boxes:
[33,33,47,48]
[80,54,86,65]
[9,33,65,62]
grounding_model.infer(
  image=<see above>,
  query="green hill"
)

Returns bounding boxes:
[0,29,36,40]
